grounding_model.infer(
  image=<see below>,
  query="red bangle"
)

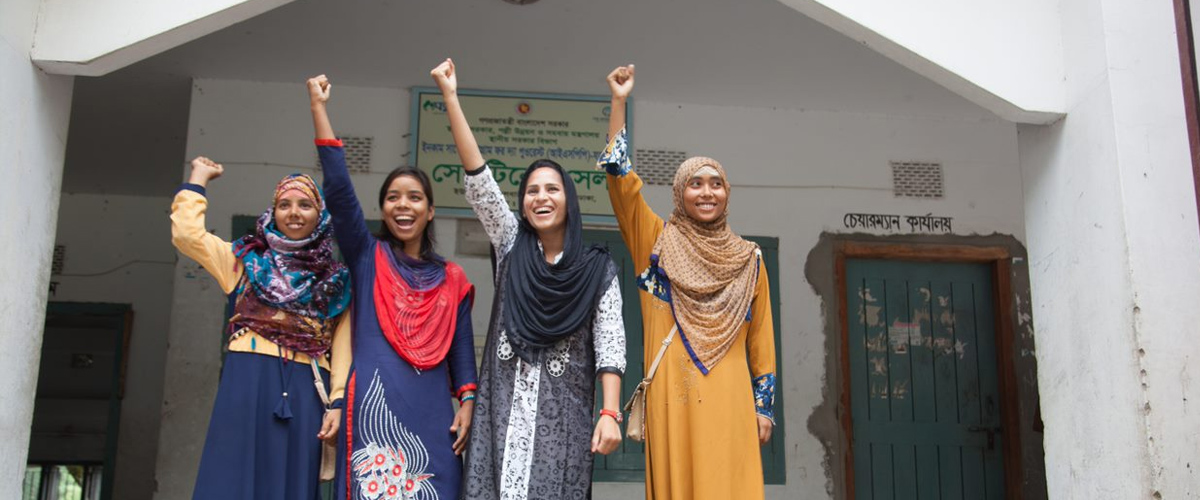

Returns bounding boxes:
[455,383,478,399]
[599,409,623,424]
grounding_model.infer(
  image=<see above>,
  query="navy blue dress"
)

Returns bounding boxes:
[175,182,332,500]
[319,142,478,500]
[193,352,329,500]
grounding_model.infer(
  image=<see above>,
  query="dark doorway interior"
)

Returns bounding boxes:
[25,302,131,500]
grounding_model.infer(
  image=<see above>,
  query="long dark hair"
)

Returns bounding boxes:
[376,166,442,263]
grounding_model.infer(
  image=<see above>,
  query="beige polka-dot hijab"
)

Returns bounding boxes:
[651,156,760,373]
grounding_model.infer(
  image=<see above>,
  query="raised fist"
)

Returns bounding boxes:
[189,156,224,185]
[430,58,458,94]
[607,64,635,99]
[307,75,332,105]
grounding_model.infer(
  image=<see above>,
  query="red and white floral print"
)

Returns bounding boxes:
[350,371,436,500]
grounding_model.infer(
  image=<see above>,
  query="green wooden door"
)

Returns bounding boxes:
[846,259,1004,500]
[587,230,785,484]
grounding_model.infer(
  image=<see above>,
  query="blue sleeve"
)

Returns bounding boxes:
[318,143,372,267]
[447,294,478,397]
[596,126,632,176]
[753,373,776,422]
[177,183,206,196]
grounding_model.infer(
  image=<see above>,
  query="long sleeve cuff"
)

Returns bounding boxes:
[596,366,624,377]
[454,383,478,399]
[177,183,206,197]
[466,163,488,176]
[596,126,632,176]
[753,373,777,421]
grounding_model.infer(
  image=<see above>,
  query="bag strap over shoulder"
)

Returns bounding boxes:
[643,324,677,382]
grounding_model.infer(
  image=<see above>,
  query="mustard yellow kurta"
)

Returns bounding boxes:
[170,188,351,402]
[607,169,776,500]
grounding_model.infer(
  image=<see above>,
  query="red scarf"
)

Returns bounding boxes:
[372,244,473,370]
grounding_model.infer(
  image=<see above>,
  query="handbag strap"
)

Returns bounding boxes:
[310,359,331,407]
[642,325,678,383]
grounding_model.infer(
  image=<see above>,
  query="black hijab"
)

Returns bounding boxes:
[502,160,613,363]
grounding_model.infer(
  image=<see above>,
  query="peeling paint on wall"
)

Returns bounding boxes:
[870,357,888,376]
[806,233,1045,500]
[866,332,887,353]
[892,380,909,400]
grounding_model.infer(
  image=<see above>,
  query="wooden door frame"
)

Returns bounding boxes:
[835,241,1023,499]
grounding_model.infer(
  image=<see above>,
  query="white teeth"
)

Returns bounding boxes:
[534,207,553,215]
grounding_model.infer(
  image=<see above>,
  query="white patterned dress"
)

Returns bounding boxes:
[460,166,626,500]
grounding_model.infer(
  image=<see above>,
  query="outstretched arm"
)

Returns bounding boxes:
[431,59,519,257]
[430,59,486,173]
[599,65,662,267]
[169,157,243,294]
[606,65,633,143]
[310,76,336,141]
[308,75,372,266]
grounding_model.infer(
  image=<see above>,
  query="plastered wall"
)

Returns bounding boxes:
[159,76,1026,499]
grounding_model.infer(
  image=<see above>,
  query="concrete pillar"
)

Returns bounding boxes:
[1019,0,1200,496]
[0,0,76,494]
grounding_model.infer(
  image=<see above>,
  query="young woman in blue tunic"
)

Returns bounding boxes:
[171,158,352,500]
[306,74,479,500]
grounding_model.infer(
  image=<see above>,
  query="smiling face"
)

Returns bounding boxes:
[680,171,728,223]
[273,191,320,240]
[521,166,568,236]
[381,174,435,257]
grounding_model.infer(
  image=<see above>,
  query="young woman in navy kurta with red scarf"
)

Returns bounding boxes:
[307,74,479,500]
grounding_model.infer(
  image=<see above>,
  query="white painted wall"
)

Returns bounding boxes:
[165,77,1022,499]
[775,0,1065,123]
[50,193,174,500]
[32,0,293,76]
[1018,0,1200,496]
[0,0,75,496]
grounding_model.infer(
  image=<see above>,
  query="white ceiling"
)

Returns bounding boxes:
[62,0,994,196]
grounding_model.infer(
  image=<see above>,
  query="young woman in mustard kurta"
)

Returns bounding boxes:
[598,65,778,500]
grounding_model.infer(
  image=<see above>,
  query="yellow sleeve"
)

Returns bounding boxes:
[328,312,352,402]
[746,257,776,379]
[606,169,664,270]
[170,189,243,294]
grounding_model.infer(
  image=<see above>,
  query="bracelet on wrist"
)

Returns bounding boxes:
[459,394,476,404]
[599,408,622,424]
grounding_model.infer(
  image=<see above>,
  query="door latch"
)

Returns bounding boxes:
[967,425,1003,451]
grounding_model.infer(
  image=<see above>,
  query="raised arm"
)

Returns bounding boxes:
[169,157,243,294]
[606,65,633,143]
[599,65,662,268]
[308,75,372,266]
[431,59,486,174]
[431,59,518,256]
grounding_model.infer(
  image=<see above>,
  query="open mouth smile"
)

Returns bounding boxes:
[393,215,416,230]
